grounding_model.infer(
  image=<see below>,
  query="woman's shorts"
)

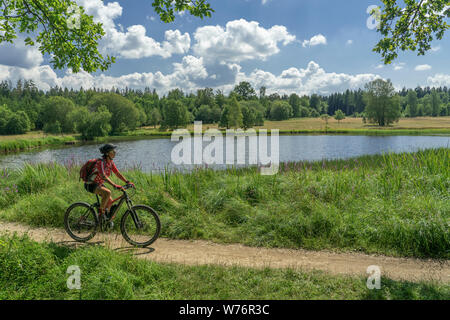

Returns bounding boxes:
[84,182,99,194]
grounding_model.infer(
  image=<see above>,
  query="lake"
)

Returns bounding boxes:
[0,135,449,172]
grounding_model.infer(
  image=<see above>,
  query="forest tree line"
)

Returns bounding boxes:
[0,79,449,139]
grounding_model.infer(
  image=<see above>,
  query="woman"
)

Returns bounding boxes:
[84,143,134,217]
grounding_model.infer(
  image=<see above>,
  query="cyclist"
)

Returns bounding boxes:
[84,143,134,218]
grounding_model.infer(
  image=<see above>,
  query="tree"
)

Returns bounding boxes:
[6,110,31,134]
[43,120,62,135]
[289,93,301,118]
[0,104,12,134]
[148,108,162,128]
[269,101,293,121]
[364,79,401,126]
[309,94,321,112]
[195,104,213,124]
[232,82,257,101]
[374,0,450,64]
[226,97,243,128]
[334,109,345,124]
[40,96,76,133]
[1,0,213,73]
[431,90,442,116]
[68,106,111,140]
[406,90,418,117]
[240,100,265,129]
[162,99,190,129]
[89,93,140,133]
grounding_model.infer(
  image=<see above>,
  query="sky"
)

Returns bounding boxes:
[0,0,449,96]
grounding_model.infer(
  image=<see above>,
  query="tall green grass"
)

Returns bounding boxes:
[0,136,77,153]
[0,234,448,300]
[0,149,448,258]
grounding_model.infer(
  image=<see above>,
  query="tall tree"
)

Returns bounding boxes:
[406,90,418,117]
[226,97,243,128]
[364,79,401,126]
[431,90,442,116]
[232,82,257,101]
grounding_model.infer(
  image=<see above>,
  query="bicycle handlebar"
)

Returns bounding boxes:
[122,183,135,190]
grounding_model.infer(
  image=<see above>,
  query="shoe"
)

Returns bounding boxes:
[108,221,114,229]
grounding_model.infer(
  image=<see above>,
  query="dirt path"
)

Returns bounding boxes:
[0,221,448,283]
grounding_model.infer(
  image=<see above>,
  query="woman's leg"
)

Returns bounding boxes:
[94,186,112,214]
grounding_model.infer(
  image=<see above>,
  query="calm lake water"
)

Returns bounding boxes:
[1,135,449,172]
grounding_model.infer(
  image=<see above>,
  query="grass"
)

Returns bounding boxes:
[0,135,77,154]
[1,117,449,153]
[0,233,448,300]
[0,148,448,259]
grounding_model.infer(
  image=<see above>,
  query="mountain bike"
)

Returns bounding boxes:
[64,184,160,247]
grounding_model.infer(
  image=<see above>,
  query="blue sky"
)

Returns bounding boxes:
[0,0,448,95]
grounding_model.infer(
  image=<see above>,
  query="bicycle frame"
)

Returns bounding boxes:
[92,188,142,228]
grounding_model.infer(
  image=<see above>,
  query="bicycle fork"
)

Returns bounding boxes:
[126,200,143,229]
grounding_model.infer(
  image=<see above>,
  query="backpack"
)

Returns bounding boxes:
[79,158,101,182]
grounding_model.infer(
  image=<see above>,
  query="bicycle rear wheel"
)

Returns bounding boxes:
[120,205,160,247]
[64,202,98,242]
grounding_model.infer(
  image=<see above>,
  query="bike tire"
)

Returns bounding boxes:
[64,202,98,242]
[120,205,161,247]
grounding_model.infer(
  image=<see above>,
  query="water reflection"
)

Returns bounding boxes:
[0,135,448,172]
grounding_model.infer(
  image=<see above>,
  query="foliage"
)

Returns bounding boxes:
[269,101,293,121]
[364,79,401,126]
[334,109,346,123]
[89,93,141,134]
[0,0,114,72]
[224,97,243,128]
[40,96,76,133]
[232,81,257,101]
[148,108,162,127]
[240,100,265,129]
[406,90,418,117]
[162,99,191,129]
[0,0,215,72]
[374,0,450,64]
[43,121,61,135]
[152,0,214,23]
[0,105,31,134]
[68,106,111,140]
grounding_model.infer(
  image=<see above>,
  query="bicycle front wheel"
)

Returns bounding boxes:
[64,202,98,242]
[120,205,161,247]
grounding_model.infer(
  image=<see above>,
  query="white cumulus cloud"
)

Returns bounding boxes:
[193,19,296,63]
[76,0,190,59]
[238,61,380,96]
[302,34,327,47]
[427,74,450,87]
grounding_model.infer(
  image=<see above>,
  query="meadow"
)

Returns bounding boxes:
[0,148,448,259]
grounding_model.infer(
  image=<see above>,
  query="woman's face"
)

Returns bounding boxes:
[107,149,116,159]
